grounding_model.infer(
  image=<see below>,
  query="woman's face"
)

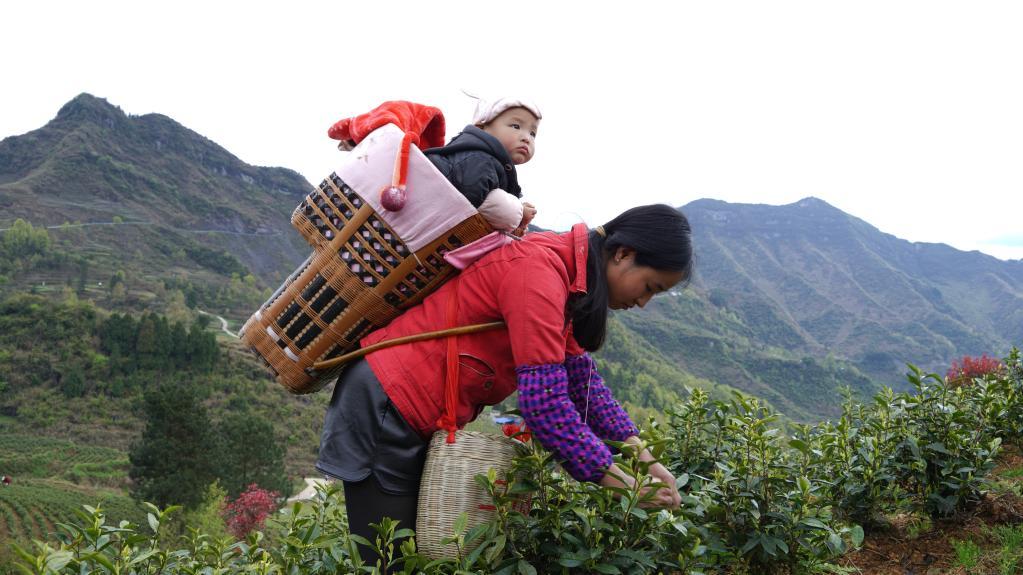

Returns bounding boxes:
[605,247,685,310]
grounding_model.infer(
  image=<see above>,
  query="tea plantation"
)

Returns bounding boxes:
[9,349,1023,574]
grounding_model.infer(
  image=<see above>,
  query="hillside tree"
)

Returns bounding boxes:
[214,410,291,498]
[1,218,50,258]
[129,381,216,509]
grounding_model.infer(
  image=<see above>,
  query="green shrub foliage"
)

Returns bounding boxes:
[16,347,1023,574]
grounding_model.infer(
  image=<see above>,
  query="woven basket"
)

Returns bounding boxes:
[239,124,491,394]
[416,430,529,560]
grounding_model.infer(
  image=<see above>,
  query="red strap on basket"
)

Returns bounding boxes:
[380,131,419,211]
[393,131,418,190]
[437,279,461,443]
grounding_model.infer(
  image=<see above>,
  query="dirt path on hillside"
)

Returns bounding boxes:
[197,309,238,338]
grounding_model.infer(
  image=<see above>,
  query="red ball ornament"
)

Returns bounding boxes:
[380,186,407,211]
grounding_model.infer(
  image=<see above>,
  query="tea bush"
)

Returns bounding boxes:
[899,365,1002,517]
[661,389,859,573]
[13,347,1023,574]
[811,387,912,527]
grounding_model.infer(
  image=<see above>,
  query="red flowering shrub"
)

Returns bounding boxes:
[221,484,280,538]
[502,422,531,443]
[947,354,1005,387]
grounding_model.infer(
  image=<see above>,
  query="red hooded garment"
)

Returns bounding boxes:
[327,100,446,150]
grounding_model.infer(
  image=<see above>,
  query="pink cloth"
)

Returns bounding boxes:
[442,231,514,270]
[477,189,524,231]
[335,124,478,253]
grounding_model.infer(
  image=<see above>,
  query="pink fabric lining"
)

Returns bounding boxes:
[334,124,479,253]
[441,231,514,270]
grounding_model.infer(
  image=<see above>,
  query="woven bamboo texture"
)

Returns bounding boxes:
[239,145,491,393]
[416,430,528,560]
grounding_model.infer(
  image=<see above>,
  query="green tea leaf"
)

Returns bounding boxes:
[453,511,468,535]
[850,525,865,547]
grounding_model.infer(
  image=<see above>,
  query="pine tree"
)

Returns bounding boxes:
[187,319,218,371]
[169,321,189,369]
[135,313,158,370]
[214,411,291,498]
[152,315,172,370]
[129,381,216,509]
[60,368,87,398]
[99,313,138,374]
[76,259,89,295]
[108,270,125,295]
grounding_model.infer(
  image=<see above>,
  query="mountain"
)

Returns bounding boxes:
[0,93,312,295]
[616,197,1023,417]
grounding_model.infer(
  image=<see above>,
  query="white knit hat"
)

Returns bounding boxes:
[471,97,542,126]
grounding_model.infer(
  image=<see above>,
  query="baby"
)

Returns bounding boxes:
[327,98,540,235]
[425,98,541,235]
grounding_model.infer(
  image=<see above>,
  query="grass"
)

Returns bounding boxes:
[904,514,934,540]
[946,525,1023,575]
[951,538,982,570]
[999,467,1023,479]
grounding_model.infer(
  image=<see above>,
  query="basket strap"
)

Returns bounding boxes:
[393,131,418,190]
[309,320,504,371]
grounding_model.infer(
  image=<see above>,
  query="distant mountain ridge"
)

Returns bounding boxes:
[623,196,1023,411]
[2,94,1020,421]
[0,93,311,282]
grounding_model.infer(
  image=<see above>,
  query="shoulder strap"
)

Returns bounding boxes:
[309,320,503,372]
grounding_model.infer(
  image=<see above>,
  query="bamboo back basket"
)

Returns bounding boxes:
[239,124,491,394]
[416,430,529,559]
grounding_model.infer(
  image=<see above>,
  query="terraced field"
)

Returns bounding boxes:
[0,435,141,565]
[0,477,143,566]
[0,434,129,487]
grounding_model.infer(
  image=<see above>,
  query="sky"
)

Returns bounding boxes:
[3,1,1022,260]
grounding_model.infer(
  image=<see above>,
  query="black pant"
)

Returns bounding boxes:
[343,476,418,563]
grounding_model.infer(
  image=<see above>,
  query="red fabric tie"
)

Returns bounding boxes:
[393,131,420,190]
[437,279,461,443]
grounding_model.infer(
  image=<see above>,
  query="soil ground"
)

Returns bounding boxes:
[840,444,1023,575]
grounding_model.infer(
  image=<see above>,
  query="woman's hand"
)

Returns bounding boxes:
[599,463,633,490]
[599,463,681,510]
[645,462,682,509]
[622,437,682,509]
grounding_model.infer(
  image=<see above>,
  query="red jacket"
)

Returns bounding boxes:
[363,224,589,437]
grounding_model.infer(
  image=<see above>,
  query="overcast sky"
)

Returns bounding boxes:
[3,1,1021,260]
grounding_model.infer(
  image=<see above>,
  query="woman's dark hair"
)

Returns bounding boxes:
[569,204,693,351]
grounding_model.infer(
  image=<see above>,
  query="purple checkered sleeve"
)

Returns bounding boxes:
[564,354,639,442]
[516,363,613,483]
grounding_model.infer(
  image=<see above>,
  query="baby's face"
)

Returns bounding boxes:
[482,107,540,165]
